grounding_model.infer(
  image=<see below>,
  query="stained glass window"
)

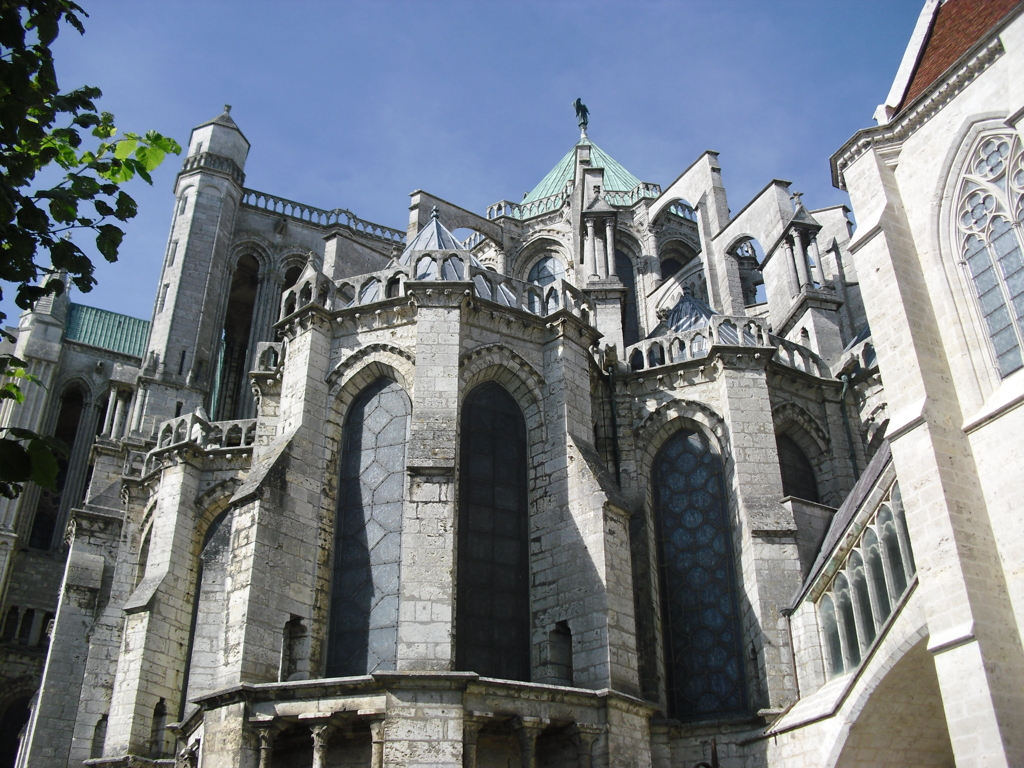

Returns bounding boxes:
[456,382,530,681]
[328,377,410,677]
[654,429,747,720]
[955,134,1024,377]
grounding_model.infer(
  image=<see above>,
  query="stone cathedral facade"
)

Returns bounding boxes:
[2,1,1024,765]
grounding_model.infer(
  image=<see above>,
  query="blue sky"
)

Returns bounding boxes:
[4,0,924,326]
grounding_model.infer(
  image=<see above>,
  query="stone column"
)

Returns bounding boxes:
[462,720,485,768]
[808,234,826,287]
[369,718,385,768]
[102,385,118,436]
[586,219,598,280]
[310,724,334,768]
[514,717,545,768]
[256,727,275,768]
[572,724,603,768]
[129,384,147,434]
[605,218,617,278]
[791,231,811,288]
[596,224,608,280]
[111,390,128,439]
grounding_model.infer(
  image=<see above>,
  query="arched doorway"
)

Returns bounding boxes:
[834,639,953,767]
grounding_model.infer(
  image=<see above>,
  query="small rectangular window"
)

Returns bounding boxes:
[167,240,178,267]
[157,284,169,313]
[174,401,183,417]
[177,350,187,376]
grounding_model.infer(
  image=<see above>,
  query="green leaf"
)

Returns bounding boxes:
[96,223,123,261]
[134,144,165,172]
[0,439,32,482]
[114,191,136,221]
[0,383,25,403]
[27,439,59,489]
[113,138,137,160]
[93,199,114,217]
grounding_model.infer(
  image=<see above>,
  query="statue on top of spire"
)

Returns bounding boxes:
[573,98,589,138]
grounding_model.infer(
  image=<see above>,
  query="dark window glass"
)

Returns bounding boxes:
[776,434,819,503]
[456,382,530,681]
[31,387,84,549]
[328,377,409,677]
[654,429,747,720]
[616,250,640,347]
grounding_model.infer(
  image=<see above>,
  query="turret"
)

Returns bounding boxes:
[134,106,248,434]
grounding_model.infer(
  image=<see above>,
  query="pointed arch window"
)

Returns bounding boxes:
[653,428,746,720]
[327,377,410,677]
[456,382,530,681]
[955,134,1024,377]
[527,255,564,314]
[775,434,819,503]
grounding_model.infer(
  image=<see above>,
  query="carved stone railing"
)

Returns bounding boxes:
[771,335,831,378]
[241,189,406,244]
[487,181,574,221]
[604,182,662,207]
[667,200,697,221]
[129,414,256,476]
[624,316,771,371]
[180,151,245,186]
[460,231,486,250]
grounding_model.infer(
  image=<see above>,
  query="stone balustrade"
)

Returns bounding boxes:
[180,151,245,186]
[771,335,831,378]
[604,182,663,207]
[486,181,574,221]
[624,316,770,371]
[296,256,594,324]
[667,199,697,221]
[241,189,406,244]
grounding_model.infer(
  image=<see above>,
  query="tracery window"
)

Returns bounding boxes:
[456,382,530,681]
[955,134,1024,377]
[653,428,746,720]
[817,481,915,678]
[327,377,410,677]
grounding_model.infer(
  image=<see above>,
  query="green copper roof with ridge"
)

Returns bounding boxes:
[522,138,643,204]
[65,303,149,358]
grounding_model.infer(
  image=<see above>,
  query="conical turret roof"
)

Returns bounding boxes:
[400,207,466,258]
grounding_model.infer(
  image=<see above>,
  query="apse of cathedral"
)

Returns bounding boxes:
[2,1,1024,765]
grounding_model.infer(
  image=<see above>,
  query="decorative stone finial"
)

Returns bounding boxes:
[573,98,589,138]
[430,206,440,220]
[224,104,232,114]
[791,191,804,208]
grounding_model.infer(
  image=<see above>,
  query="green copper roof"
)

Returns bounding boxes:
[66,303,149,358]
[522,139,643,204]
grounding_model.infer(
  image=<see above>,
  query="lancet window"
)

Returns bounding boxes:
[818,481,915,677]
[327,377,410,677]
[955,133,1024,377]
[456,382,530,681]
[527,255,564,314]
[653,428,747,720]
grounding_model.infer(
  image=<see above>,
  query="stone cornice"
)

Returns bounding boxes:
[831,36,1005,190]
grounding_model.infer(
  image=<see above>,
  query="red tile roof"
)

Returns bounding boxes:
[898,0,1022,113]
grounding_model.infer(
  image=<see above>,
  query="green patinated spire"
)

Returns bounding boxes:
[521,139,643,204]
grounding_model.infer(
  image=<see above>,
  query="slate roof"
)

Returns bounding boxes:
[65,303,149,358]
[789,440,893,609]
[522,139,642,204]
[399,208,467,258]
